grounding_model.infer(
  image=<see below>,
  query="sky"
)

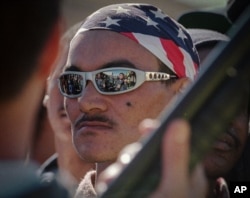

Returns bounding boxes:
[62,0,227,29]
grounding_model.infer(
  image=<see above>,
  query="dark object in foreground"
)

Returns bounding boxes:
[100,4,250,198]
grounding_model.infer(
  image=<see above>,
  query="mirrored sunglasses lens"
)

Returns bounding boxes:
[95,70,137,93]
[59,74,83,96]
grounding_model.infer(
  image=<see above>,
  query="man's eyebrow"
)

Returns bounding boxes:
[101,60,136,69]
[64,65,80,72]
[64,60,136,72]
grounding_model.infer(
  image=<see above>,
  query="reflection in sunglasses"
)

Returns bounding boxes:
[58,67,176,98]
[95,71,136,93]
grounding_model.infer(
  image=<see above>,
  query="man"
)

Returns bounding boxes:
[31,95,56,164]
[58,3,200,197]
[114,73,126,91]
[191,29,249,178]
[41,22,94,196]
[0,1,68,197]
[195,30,249,197]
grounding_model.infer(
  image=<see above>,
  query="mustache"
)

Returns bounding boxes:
[74,114,116,129]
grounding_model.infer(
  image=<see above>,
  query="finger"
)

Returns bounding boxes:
[163,119,190,197]
[214,177,229,198]
[189,164,208,198]
[150,119,191,198]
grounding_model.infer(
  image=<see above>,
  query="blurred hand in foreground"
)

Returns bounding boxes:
[97,119,208,198]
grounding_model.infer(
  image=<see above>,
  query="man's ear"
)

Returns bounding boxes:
[171,77,191,94]
[37,19,62,79]
[43,94,49,108]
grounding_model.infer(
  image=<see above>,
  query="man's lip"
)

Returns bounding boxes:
[213,139,232,151]
[76,121,113,131]
[212,130,238,152]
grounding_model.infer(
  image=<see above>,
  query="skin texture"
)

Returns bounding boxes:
[203,102,249,179]
[65,30,188,175]
[149,120,207,198]
[44,38,94,184]
[46,44,72,141]
[32,109,55,164]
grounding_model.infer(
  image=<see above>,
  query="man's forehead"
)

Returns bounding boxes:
[64,60,136,71]
[67,30,160,71]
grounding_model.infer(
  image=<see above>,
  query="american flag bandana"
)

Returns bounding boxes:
[75,3,199,80]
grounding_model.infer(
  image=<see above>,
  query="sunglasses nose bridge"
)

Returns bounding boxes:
[84,72,93,87]
[83,72,100,93]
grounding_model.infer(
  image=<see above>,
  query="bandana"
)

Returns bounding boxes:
[74,3,199,80]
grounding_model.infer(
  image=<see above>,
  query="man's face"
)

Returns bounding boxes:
[65,30,176,163]
[197,43,249,179]
[119,73,124,80]
[45,44,72,140]
[203,99,249,179]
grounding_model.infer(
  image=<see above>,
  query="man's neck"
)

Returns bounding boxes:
[55,139,94,183]
[94,161,116,189]
[96,161,114,178]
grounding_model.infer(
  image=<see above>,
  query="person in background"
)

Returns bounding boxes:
[40,22,95,196]
[0,0,69,197]
[178,2,250,195]
[30,99,55,165]
[190,30,249,197]
[177,0,232,35]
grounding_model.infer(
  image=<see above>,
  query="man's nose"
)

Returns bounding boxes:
[78,81,108,113]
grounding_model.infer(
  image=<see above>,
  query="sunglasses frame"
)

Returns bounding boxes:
[58,67,177,98]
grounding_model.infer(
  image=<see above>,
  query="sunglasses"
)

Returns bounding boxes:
[58,67,177,98]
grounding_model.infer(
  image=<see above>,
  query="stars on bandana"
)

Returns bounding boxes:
[177,28,187,43]
[112,6,131,14]
[144,16,159,29]
[150,9,167,20]
[192,45,196,53]
[101,16,121,27]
